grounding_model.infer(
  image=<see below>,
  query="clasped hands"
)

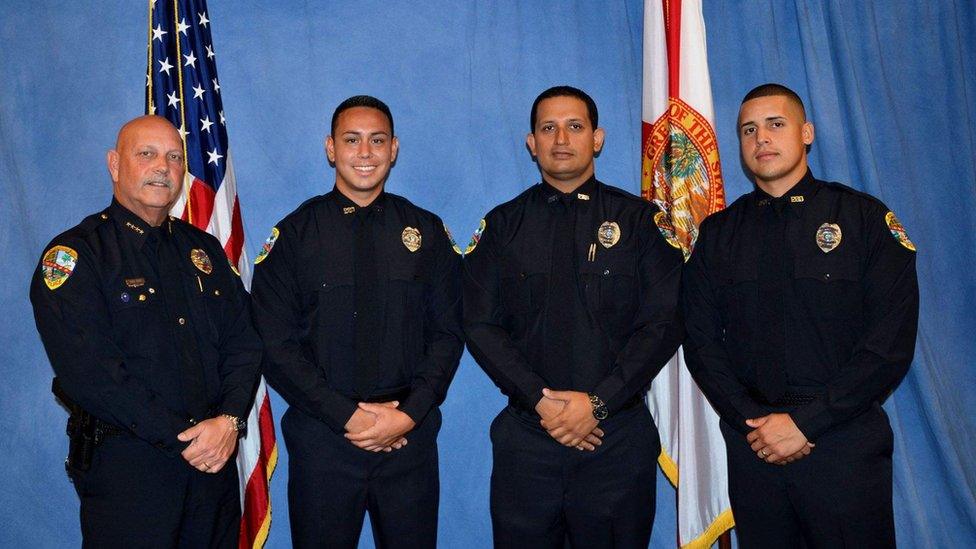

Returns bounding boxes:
[178,416,239,474]
[746,413,815,466]
[537,388,604,451]
[344,401,414,453]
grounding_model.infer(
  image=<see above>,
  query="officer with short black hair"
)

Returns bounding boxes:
[682,83,919,547]
[251,95,464,548]
[463,86,684,548]
[30,115,261,547]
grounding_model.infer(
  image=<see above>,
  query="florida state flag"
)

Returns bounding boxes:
[642,1,733,547]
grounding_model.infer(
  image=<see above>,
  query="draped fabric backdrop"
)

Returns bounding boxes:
[0,1,972,547]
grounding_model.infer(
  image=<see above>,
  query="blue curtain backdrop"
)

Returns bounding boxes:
[0,1,972,547]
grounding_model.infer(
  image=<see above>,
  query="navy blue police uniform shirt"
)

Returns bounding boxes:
[462,177,684,417]
[682,170,919,439]
[250,189,464,433]
[30,199,263,455]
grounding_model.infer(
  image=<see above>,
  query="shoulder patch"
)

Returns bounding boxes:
[41,245,78,290]
[654,211,683,252]
[885,211,915,251]
[443,223,462,255]
[465,219,486,255]
[254,227,280,264]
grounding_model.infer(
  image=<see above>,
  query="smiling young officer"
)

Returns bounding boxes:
[463,86,683,548]
[250,96,463,548]
[682,83,919,547]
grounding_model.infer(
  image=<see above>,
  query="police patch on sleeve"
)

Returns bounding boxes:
[465,219,486,255]
[254,227,279,264]
[443,223,462,255]
[654,211,682,251]
[41,245,78,290]
[885,212,916,252]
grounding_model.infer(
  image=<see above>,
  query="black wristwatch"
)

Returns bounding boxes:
[588,393,608,420]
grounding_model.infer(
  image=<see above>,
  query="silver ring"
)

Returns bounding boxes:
[760,450,769,458]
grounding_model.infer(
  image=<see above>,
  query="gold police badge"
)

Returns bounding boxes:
[597,221,620,249]
[41,245,78,290]
[815,223,842,253]
[190,249,213,274]
[885,211,916,252]
[402,227,422,252]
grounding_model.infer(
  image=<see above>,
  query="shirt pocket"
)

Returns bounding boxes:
[499,258,546,317]
[593,253,638,329]
[107,283,160,359]
[792,253,862,319]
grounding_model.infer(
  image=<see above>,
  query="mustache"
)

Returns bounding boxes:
[141,175,174,188]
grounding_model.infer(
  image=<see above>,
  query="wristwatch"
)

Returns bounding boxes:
[588,393,608,420]
[222,414,246,437]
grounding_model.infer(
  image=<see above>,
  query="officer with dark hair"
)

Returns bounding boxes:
[682,83,919,547]
[251,95,463,548]
[30,115,261,547]
[463,86,684,548]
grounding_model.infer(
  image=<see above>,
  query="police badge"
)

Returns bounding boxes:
[597,221,620,249]
[815,223,842,253]
[402,227,422,252]
[190,249,213,274]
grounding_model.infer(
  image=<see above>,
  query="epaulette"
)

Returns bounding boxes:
[821,181,889,211]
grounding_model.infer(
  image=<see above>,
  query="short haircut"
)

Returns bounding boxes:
[331,95,394,136]
[741,83,807,120]
[530,86,599,131]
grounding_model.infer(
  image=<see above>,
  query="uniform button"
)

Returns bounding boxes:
[154,442,165,449]
[148,288,155,294]
[130,423,137,430]
[178,317,186,325]
[214,290,220,296]
[519,272,526,279]
[824,273,831,280]
[603,269,611,276]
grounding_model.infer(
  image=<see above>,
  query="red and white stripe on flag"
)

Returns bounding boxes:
[641,0,734,547]
[145,1,277,546]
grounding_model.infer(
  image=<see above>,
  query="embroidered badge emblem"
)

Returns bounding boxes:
[443,223,462,255]
[41,245,78,290]
[654,212,682,250]
[885,212,915,252]
[465,219,486,255]
[254,227,279,265]
[190,249,213,274]
[402,227,422,252]
[816,223,842,253]
[597,221,620,249]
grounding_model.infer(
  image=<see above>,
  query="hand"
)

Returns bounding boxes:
[178,416,239,473]
[745,413,812,464]
[774,442,816,465]
[344,402,416,452]
[539,389,601,450]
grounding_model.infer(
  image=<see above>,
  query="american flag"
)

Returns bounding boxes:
[146,1,277,547]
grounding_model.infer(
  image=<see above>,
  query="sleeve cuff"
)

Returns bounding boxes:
[789,401,832,441]
[399,387,437,425]
[322,396,360,434]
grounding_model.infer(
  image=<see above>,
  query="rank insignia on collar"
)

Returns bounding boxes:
[654,211,682,251]
[41,245,78,290]
[885,211,916,251]
[190,249,213,274]
[443,223,462,255]
[254,227,279,265]
[466,219,486,255]
[402,227,422,252]
[577,193,590,201]
[597,221,620,249]
[343,206,356,215]
[816,223,842,253]
[790,196,804,203]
